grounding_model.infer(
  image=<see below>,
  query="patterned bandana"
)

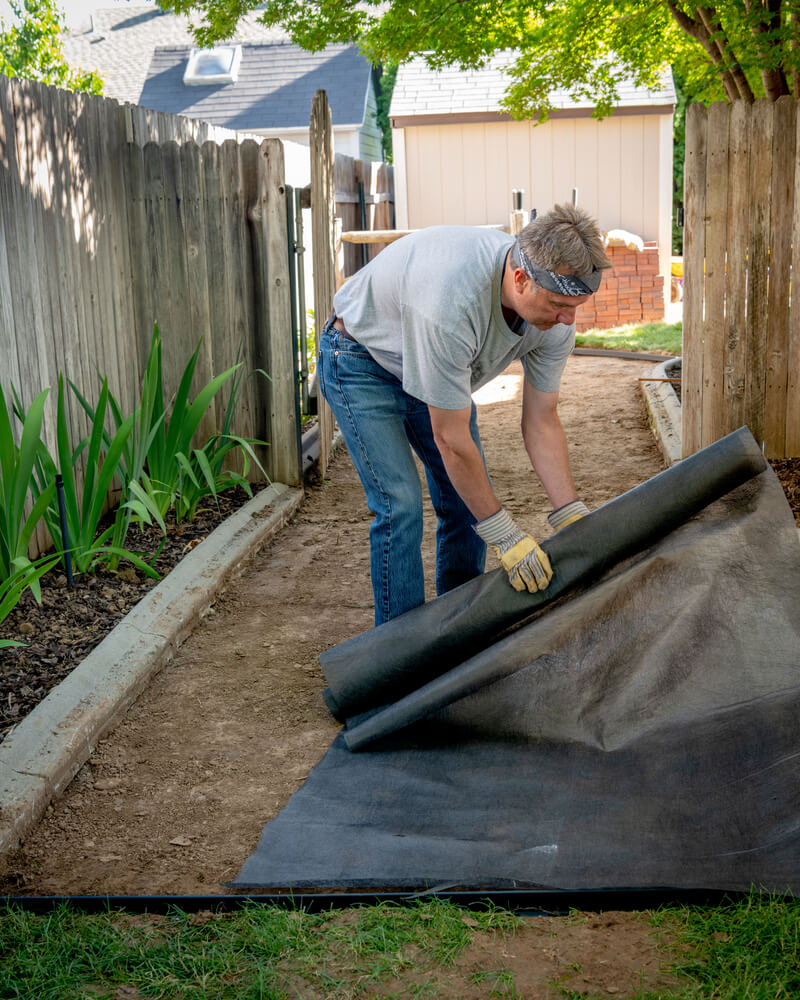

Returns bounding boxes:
[517,243,602,296]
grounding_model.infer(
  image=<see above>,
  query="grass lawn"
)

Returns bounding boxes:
[575,320,682,357]
[1,890,797,999]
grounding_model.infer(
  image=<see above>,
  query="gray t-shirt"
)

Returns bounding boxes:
[332,225,575,410]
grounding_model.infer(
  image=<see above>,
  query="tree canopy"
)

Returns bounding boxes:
[0,0,103,93]
[161,0,800,117]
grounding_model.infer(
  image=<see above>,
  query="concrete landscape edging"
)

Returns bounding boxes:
[0,482,304,856]
[639,357,682,467]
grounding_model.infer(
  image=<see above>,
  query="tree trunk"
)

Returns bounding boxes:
[668,2,756,102]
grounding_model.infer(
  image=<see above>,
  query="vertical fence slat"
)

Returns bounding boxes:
[160,140,195,411]
[0,76,24,403]
[143,141,172,388]
[202,139,232,425]
[763,96,795,457]
[98,98,140,420]
[254,138,300,484]
[225,139,257,457]
[724,100,751,434]
[701,102,730,448]
[121,140,154,360]
[180,140,216,444]
[744,99,774,448]
[788,104,800,456]
[682,101,707,458]
[310,89,337,478]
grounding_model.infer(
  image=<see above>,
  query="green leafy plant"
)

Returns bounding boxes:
[46,374,158,577]
[172,360,269,522]
[68,325,168,564]
[0,383,55,599]
[134,326,243,520]
[0,555,60,649]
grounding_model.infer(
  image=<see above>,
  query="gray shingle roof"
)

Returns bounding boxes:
[62,5,290,104]
[138,41,372,130]
[390,51,675,119]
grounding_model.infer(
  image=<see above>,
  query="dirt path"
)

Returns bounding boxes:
[1,355,666,897]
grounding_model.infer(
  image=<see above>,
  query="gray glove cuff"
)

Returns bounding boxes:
[547,499,590,531]
[474,508,524,552]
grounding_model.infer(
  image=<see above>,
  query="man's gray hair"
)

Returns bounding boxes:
[515,203,611,275]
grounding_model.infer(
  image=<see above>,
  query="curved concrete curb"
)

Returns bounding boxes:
[640,357,682,467]
[0,482,304,856]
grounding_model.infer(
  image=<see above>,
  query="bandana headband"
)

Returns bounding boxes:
[517,243,602,296]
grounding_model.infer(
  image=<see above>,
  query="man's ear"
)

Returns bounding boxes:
[514,268,531,293]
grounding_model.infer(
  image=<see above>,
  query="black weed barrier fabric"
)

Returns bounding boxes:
[231,429,800,892]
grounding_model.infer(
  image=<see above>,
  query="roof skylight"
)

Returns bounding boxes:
[183,45,242,86]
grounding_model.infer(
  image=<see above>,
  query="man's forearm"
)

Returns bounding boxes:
[436,438,501,521]
[523,415,579,510]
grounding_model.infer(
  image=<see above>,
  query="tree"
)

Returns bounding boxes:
[161,0,800,118]
[0,0,103,93]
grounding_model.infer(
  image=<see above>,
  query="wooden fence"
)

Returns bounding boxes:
[683,97,800,459]
[1,75,394,558]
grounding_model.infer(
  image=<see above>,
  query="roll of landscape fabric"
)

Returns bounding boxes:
[320,426,766,729]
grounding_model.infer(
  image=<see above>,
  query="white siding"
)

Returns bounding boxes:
[400,114,672,245]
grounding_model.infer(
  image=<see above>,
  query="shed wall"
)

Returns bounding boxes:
[392,113,673,313]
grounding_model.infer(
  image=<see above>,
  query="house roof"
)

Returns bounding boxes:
[62,5,290,104]
[390,51,675,122]
[138,41,373,130]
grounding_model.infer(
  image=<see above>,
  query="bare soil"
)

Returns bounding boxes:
[1,355,798,996]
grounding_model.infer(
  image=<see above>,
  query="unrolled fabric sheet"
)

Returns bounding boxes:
[231,429,800,892]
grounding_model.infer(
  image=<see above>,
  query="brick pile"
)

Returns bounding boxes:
[576,242,665,332]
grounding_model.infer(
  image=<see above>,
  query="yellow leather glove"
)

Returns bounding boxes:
[475,508,553,593]
[547,500,590,533]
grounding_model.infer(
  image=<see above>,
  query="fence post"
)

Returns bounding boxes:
[310,89,337,479]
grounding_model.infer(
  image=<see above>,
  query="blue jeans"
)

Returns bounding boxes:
[318,319,486,625]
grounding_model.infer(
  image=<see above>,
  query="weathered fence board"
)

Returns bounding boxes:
[724,100,750,433]
[764,96,795,457]
[310,89,337,479]
[683,98,799,458]
[702,101,729,448]
[681,102,707,456]
[789,110,800,455]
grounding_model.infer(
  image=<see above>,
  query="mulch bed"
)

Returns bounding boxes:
[0,486,257,743]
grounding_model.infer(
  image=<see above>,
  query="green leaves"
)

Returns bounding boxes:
[0,555,60,648]
[159,0,800,128]
[51,374,142,576]
[0,0,103,92]
[0,384,56,591]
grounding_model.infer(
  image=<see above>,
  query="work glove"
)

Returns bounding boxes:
[475,508,553,593]
[547,500,590,533]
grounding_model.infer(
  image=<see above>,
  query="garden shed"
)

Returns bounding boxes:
[389,52,675,322]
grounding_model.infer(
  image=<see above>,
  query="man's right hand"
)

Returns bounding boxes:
[475,508,553,593]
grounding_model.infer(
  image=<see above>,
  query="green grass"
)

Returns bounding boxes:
[0,898,520,999]
[649,891,800,1000]
[575,320,682,356]
[0,891,796,999]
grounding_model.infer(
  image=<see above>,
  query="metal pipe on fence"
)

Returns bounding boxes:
[55,474,73,587]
